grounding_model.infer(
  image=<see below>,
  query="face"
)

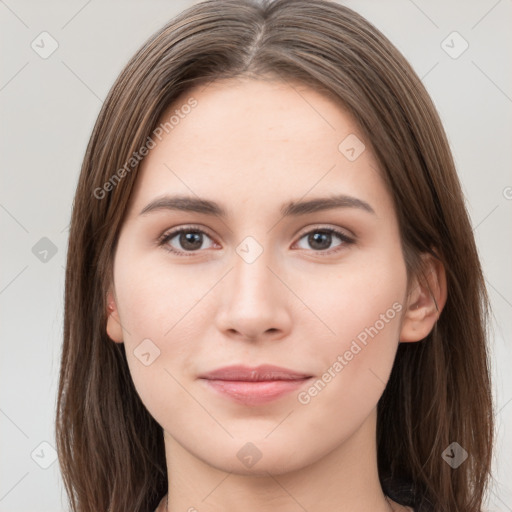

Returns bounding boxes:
[106,77,423,475]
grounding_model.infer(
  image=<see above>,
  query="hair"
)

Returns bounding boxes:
[55,1,494,511]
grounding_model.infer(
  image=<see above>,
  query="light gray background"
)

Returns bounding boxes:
[1,1,511,511]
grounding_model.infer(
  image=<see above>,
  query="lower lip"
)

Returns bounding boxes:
[201,378,312,405]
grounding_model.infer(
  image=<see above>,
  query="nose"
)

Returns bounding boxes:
[214,242,292,342]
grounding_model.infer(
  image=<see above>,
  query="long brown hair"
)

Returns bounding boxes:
[55,1,494,511]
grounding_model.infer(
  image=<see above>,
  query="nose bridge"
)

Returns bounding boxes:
[230,234,275,304]
[215,232,290,339]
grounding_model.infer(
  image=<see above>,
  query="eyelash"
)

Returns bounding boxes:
[156,224,355,257]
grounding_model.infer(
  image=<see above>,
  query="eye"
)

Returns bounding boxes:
[294,227,354,254]
[157,226,216,256]
[157,225,355,256]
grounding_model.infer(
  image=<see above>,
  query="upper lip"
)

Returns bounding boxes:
[199,364,312,381]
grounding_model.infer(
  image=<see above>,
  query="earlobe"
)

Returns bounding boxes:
[106,289,124,343]
[399,253,447,343]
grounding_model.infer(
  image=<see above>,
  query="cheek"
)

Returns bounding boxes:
[114,246,207,340]
[305,249,406,346]
[297,249,407,403]
[295,253,406,422]
[112,250,207,414]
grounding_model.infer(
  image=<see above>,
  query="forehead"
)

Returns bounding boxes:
[160,77,357,149]
[125,77,389,219]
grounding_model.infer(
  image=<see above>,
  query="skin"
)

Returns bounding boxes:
[106,77,446,512]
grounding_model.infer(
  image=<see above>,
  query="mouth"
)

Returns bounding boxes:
[199,364,313,405]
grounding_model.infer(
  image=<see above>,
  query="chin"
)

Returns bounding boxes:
[197,438,318,477]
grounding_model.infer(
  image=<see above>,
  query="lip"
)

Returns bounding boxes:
[199,365,313,405]
[200,364,312,381]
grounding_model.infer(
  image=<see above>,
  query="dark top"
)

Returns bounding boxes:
[382,475,435,512]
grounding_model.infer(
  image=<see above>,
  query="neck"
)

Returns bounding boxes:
[158,408,402,512]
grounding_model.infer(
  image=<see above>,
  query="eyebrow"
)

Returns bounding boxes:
[139,194,375,218]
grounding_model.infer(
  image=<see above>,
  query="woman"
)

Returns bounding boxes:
[55,1,494,511]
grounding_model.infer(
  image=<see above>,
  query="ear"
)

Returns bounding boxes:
[399,252,447,343]
[106,288,124,343]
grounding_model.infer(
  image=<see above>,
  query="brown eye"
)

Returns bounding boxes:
[157,225,354,257]
[295,228,354,253]
[158,227,215,255]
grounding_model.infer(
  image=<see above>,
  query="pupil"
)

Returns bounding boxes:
[309,232,330,250]
[181,232,202,250]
